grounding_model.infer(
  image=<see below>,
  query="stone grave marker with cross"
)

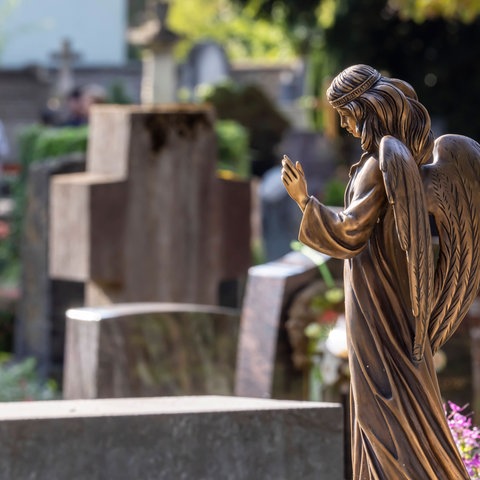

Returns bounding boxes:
[50,38,80,101]
[49,104,250,307]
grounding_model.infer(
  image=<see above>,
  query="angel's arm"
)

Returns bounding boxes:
[298,156,386,259]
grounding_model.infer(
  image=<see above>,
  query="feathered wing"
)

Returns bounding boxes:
[423,135,480,353]
[379,136,435,362]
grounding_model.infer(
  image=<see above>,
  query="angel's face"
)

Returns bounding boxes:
[338,108,360,138]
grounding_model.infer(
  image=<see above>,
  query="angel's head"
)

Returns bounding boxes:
[327,64,434,166]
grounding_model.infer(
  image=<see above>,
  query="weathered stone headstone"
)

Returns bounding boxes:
[279,130,340,198]
[217,176,251,281]
[259,166,303,261]
[260,131,343,261]
[63,303,240,399]
[235,251,343,399]
[50,104,246,307]
[0,396,344,480]
[15,154,86,379]
[0,68,50,160]
[180,40,231,101]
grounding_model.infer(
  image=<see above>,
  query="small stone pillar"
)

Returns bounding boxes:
[129,2,181,104]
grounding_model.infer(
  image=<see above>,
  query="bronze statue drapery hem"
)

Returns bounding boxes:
[299,157,467,478]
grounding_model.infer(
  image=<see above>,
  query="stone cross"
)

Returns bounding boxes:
[50,38,80,99]
[49,104,250,307]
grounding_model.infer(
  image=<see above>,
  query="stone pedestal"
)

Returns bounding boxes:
[141,51,177,104]
[63,303,239,399]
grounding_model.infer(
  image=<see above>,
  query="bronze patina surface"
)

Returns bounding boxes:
[282,64,480,479]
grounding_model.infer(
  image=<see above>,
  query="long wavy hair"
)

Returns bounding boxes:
[327,64,434,166]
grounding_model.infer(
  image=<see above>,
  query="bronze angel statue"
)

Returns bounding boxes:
[281,64,480,479]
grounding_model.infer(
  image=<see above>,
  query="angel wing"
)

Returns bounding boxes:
[422,134,480,353]
[379,136,435,362]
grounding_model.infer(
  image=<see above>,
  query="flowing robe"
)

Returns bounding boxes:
[299,154,468,479]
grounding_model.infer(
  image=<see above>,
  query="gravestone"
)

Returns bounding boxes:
[260,131,343,261]
[235,251,343,399]
[63,303,240,399]
[217,178,251,278]
[15,154,86,379]
[0,396,344,480]
[49,104,250,307]
[278,130,341,199]
[180,41,231,101]
[260,166,303,261]
[50,38,80,101]
[0,68,50,161]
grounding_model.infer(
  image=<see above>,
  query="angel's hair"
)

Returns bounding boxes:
[327,64,434,166]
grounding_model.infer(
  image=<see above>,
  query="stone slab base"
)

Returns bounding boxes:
[0,396,343,480]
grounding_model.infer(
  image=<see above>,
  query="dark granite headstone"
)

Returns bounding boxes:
[260,166,303,261]
[235,251,343,399]
[63,303,240,399]
[260,131,343,261]
[15,154,86,380]
[179,41,231,101]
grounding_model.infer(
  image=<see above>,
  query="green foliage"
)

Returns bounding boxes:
[0,126,88,284]
[323,178,346,206]
[215,120,250,179]
[107,81,133,105]
[388,0,480,23]
[0,355,58,401]
[319,0,480,141]
[168,0,296,62]
[204,82,290,176]
[28,126,88,164]
[233,0,324,54]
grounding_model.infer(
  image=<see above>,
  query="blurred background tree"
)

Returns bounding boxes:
[389,0,480,23]
[129,0,296,62]
[128,0,480,137]
[232,0,480,139]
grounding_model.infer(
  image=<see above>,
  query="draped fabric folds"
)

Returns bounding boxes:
[298,154,468,479]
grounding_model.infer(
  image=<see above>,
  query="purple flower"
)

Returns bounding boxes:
[445,402,480,478]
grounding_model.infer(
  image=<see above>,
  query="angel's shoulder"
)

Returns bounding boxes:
[433,134,480,163]
[352,153,381,181]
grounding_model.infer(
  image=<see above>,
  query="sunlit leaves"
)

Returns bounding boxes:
[388,0,480,22]
[168,0,296,62]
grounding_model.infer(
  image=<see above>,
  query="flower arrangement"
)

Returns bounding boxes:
[287,242,349,401]
[0,354,58,401]
[445,401,480,478]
